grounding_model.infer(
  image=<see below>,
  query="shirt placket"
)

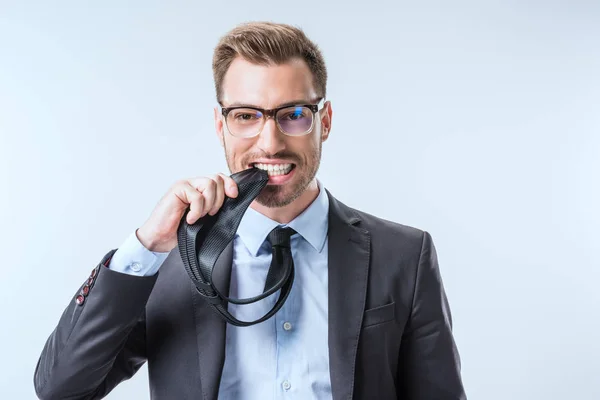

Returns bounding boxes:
[275,237,297,398]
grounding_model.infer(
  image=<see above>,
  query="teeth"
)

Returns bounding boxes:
[254,163,293,176]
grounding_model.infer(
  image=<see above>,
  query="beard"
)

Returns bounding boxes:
[223,141,322,208]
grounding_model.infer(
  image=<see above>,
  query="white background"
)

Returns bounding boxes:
[1,1,599,398]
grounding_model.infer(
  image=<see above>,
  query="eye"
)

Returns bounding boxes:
[280,107,309,121]
[236,113,255,121]
[230,109,263,123]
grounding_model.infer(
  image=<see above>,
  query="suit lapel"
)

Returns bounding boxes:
[191,242,233,400]
[326,190,371,400]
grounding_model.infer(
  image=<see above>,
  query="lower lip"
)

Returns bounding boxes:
[256,166,296,185]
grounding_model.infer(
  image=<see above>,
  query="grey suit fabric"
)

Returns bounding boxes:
[34,190,466,399]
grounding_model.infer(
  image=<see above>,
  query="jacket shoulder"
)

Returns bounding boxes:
[353,207,425,239]
[326,191,428,256]
[348,204,425,243]
[344,205,430,264]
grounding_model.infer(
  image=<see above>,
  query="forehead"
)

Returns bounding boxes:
[221,57,318,107]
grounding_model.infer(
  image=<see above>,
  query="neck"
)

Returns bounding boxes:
[250,178,320,224]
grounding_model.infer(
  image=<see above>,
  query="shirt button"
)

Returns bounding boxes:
[282,380,291,391]
[283,322,292,331]
[129,262,142,272]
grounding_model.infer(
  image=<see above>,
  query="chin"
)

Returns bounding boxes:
[255,185,301,208]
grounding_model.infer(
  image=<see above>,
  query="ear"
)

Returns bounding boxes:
[319,100,333,142]
[214,106,225,147]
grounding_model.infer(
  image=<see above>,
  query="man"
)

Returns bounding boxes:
[34,22,466,399]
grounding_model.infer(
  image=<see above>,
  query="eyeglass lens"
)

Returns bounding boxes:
[226,106,313,137]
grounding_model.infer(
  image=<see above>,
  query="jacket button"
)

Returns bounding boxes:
[75,295,85,306]
[87,277,94,286]
[82,285,90,296]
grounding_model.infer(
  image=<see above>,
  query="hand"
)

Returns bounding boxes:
[136,174,238,253]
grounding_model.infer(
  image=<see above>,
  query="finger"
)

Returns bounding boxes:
[176,184,204,224]
[187,177,210,192]
[208,174,225,216]
[198,178,217,218]
[218,173,238,198]
[186,177,214,218]
[187,186,205,224]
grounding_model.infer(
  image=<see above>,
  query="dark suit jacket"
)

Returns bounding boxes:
[34,190,466,399]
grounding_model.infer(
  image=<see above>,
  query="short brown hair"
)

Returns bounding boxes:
[212,21,327,102]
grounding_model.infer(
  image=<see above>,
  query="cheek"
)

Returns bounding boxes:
[225,139,253,163]
[292,138,320,165]
[306,133,322,152]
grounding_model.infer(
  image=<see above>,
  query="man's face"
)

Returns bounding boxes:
[214,57,331,208]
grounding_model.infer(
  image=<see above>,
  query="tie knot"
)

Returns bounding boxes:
[267,226,296,248]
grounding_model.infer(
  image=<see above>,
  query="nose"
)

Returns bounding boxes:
[255,117,286,155]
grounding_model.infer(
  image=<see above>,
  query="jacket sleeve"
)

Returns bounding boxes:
[34,249,158,400]
[397,231,467,399]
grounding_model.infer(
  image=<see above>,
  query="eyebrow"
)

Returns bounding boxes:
[223,99,317,109]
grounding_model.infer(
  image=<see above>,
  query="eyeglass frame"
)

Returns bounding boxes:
[219,98,326,138]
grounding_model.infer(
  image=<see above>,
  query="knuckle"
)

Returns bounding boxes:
[187,177,206,190]
[215,174,225,184]
[171,180,185,191]
[208,177,218,187]
[187,190,201,202]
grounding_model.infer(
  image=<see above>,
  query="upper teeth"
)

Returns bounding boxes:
[254,163,293,175]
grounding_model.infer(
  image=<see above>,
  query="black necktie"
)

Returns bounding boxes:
[264,226,296,292]
[177,168,296,327]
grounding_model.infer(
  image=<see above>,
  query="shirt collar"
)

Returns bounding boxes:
[236,179,329,256]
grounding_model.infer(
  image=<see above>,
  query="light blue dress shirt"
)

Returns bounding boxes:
[109,180,332,400]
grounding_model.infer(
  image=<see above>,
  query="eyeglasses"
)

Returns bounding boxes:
[220,99,325,138]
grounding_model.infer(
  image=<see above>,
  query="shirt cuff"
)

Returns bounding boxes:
[107,229,170,277]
